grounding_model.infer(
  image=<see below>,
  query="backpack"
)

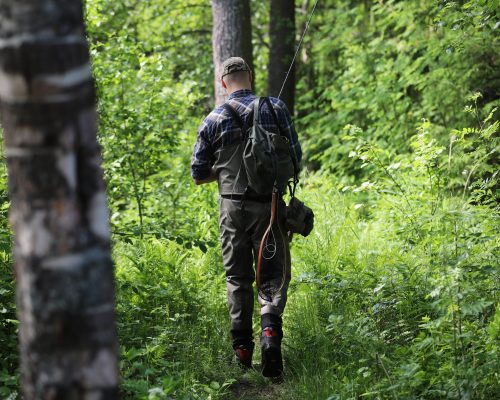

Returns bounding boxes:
[223,97,298,195]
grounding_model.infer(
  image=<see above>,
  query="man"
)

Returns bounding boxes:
[191,57,302,378]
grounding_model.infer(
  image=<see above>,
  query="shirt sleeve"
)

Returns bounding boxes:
[191,118,215,180]
[273,99,303,167]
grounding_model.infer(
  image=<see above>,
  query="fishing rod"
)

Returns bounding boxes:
[277,0,320,100]
[257,0,319,298]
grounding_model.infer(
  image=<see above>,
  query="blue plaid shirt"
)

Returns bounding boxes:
[191,89,302,180]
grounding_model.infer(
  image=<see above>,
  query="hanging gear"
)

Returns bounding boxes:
[255,188,288,300]
[285,197,314,237]
[256,189,278,289]
[275,0,319,239]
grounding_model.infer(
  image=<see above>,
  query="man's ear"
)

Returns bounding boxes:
[248,71,253,84]
[221,77,228,89]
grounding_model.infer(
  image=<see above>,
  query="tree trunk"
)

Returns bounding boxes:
[268,0,296,115]
[0,1,119,399]
[212,0,253,106]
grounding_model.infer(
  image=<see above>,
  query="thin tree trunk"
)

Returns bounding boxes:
[268,0,296,115]
[212,0,253,106]
[0,1,119,398]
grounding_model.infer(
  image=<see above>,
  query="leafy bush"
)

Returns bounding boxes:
[297,0,499,181]
[0,157,17,399]
[280,102,498,399]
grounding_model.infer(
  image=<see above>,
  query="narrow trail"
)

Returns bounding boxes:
[225,358,291,400]
[229,373,285,400]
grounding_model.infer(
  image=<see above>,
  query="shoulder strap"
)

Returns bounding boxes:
[262,97,280,130]
[222,103,245,128]
[252,97,280,130]
[252,97,262,127]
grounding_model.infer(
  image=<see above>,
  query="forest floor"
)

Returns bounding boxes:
[109,169,499,399]
[230,374,283,400]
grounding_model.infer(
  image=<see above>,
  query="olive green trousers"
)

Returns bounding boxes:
[218,197,291,333]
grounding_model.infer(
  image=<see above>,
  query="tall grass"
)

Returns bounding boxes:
[113,110,498,399]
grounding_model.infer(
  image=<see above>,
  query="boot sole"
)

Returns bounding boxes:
[261,346,283,377]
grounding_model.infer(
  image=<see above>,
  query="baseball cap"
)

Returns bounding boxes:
[221,57,251,78]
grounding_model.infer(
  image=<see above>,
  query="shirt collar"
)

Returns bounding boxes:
[228,89,254,100]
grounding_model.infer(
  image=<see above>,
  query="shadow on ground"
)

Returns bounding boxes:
[228,366,286,400]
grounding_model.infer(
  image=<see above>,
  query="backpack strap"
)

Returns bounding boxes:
[252,97,262,127]
[252,97,280,130]
[222,102,245,129]
[262,97,280,130]
[221,102,251,196]
[220,102,250,147]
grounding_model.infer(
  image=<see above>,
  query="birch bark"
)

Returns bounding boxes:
[0,1,119,398]
[211,0,253,106]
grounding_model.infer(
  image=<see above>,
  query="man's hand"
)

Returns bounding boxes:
[194,170,216,185]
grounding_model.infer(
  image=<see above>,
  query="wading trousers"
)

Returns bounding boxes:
[218,197,291,347]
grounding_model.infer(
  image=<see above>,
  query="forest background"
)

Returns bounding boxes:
[0,0,499,399]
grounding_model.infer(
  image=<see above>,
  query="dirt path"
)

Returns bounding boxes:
[227,368,288,400]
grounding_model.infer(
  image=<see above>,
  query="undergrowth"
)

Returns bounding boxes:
[110,102,498,399]
[1,103,498,399]
[0,101,498,400]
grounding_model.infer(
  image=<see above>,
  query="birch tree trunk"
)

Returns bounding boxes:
[268,0,296,115]
[212,0,253,106]
[0,1,119,398]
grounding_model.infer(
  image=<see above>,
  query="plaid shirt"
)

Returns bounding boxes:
[191,89,302,180]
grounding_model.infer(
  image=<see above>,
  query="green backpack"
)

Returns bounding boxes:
[223,97,298,195]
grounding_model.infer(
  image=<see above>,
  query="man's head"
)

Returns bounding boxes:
[221,57,252,92]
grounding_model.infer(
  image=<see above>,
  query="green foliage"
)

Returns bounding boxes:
[0,1,498,399]
[113,239,239,399]
[298,0,500,181]
[85,0,217,249]
[0,149,17,398]
[106,95,498,398]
